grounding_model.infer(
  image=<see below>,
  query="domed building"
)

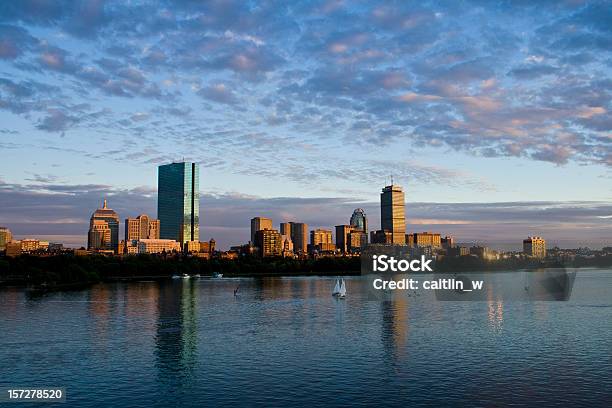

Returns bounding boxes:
[87,199,119,252]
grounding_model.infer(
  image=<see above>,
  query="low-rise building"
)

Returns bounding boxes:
[406,232,442,248]
[447,246,470,257]
[137,239,181,254]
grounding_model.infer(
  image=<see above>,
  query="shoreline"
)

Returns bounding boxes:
[2,266,610,294]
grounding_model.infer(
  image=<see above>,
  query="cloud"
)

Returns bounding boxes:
[197,83,239,105]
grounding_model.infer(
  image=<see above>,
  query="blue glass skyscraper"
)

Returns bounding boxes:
[157,162,200,245]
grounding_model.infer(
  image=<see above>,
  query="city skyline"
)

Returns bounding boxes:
[0,169,610,251]
[0,1,610,249]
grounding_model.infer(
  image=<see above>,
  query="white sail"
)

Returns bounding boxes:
[339,279,347,297]
[332,279,340,295]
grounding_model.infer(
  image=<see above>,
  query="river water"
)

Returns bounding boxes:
[1,269,611,407]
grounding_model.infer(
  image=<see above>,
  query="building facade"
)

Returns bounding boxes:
[380,184,406,244]
[348,231,367,252]
[523,236,546,259]
[335,225,354,253]
[125,214,160,242]
[289,222,308,254]
[279,222,291,236]
[158,162,200,246]
[255,229,282,257]
[0,227,12,250]
[250,217,273,244]
[88,200,119,252]
[441,236,455,249]
[350,208,368,235]
[137,239,182,254]
[406,232,442,248]
[311,229,333,246]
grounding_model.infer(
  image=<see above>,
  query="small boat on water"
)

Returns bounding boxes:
[212,272,223,278]
[193,274,201,278]
[332,279,347,298]
[338,279,347,299]
[332,279,341,296]
[181,273,190,279]
[172,275,181,279]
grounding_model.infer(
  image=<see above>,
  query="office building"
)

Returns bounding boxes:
[371,230,393,244]
[335,225,355,253]
[441,236,455,249]
[0,227,12,250]
[350,208,368,234]
[311,229,333,246]
[158,162,200,246]
[125,214,160,242]
[255,229,282,257]
[137,239,181,254]
[523,236,546,259]
[289,222,308,254]
[406,232,442,248]
[5,242,22,257]
[251,217,273,244]
[184,240,201,253]
[199,239,216,254]
[5,239,48,257]
[88,200,119,252]
[348,231,367,252]
[380,184,406,244]
[280,222,291,236]
[309,229,334,253]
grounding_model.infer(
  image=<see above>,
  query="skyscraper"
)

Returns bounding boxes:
[289,222,308,254]
[88,199,119,252]
[380,184,406,245]
[251,217,273,244]
[157,162,200,245]
[279,222,291,236]
[350,208,368,234]
[335,224,354,253]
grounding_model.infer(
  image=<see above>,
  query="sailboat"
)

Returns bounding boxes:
[332,279,341,296]
[338,279,347,299]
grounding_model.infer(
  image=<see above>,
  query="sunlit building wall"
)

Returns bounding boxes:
[0,227,12,250]
[125,214,160,242]
[251,217,273,244]
[523,236,546,259]
[88,199,119,252]
[380,184,406,244]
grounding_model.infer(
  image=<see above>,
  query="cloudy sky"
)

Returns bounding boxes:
[0,0,611,249]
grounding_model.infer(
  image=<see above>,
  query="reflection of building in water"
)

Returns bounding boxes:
[486,282,504,332]
[88,284,115,349]
[381,297,410,358]
[155,281,198,378]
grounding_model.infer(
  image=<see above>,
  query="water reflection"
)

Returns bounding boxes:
[155,280,198,381]
[381,298,410,360]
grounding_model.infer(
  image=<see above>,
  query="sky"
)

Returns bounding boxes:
[0,0,611,250]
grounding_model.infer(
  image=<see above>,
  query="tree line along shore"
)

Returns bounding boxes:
[0,253,611,290]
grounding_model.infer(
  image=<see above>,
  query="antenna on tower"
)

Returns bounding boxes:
[390,174,394,185]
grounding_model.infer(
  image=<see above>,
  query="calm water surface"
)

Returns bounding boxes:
[1,270,611,407]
